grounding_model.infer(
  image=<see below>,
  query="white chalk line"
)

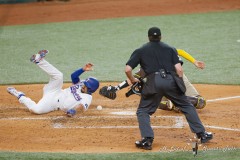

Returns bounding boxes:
[207,96,240,102]
[52,124,183,129]
[1,115,239,132]
[1,95,240,131]
[52,124,240,131]
[182,122,240,132]
[0,115,180,120]
[0,115,185,129]
[53,116,184,129]
[205,125,240,132]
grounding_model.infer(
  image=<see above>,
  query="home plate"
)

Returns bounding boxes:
[110,111,135,115]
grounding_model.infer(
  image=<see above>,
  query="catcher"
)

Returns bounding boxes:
[99,49,206,113]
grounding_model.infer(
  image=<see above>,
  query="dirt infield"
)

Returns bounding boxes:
[0,83,240,153]
[1,0,240,26]
[0,0,240,153]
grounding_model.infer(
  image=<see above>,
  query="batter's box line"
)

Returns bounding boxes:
[52,116,184,129]
[207,95,240,103]
[0,115,182,120]
[1,116,239,132]
[52,124,183,129]
[205,125,240,132]
[182,122,240,132]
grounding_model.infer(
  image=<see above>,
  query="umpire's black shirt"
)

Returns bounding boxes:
[126,41,180,75]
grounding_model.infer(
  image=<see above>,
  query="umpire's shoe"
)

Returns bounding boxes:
[196,131,213,143]
[135,137,154,150]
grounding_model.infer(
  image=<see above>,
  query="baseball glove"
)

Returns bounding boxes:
[99,86,117,100]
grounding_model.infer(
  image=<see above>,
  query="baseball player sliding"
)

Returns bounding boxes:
[99,49,206,113]
[7,50,99,117]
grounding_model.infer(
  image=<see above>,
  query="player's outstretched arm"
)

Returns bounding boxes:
[71,62,94,84]
[177,49,205,69]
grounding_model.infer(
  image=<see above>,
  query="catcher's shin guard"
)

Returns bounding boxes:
[187,96,206,109]
[172,105,181,113]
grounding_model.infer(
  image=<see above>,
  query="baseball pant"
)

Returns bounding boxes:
[19,59,63,114]
[183,73,199,97]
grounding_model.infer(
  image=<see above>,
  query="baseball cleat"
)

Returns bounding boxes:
[135,137,154,150]
[196,131,213,143]
[30,49,49,63]
[7,87,25,99]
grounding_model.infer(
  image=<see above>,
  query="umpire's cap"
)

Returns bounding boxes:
[148,27,161,37]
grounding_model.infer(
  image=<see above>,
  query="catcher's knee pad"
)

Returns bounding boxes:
[195,96,206,109]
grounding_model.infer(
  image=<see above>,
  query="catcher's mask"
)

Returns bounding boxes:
[125,81,142,97]
[84,77,100,94]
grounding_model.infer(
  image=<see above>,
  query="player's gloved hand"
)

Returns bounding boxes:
[66,109,76,117]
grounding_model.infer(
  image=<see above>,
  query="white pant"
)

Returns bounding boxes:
[183,73,199,97]
[19,59,63,114]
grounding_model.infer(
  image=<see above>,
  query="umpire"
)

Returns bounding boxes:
[125,27,213,150]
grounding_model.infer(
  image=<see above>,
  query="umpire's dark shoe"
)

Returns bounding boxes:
[135,137,154,150]
[196,131,213,143]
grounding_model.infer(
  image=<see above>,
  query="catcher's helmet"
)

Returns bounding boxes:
[84,77,100,94]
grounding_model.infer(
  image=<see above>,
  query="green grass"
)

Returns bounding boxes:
[0,10,239,85]
[0,10,240,159]
[0,149,240,160]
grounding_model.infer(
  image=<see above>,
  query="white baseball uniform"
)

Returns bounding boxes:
[19,59,92,114]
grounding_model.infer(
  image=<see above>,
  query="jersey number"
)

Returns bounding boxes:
[70,85,82,101]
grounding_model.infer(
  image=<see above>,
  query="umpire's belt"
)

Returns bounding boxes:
[154,71,171,74]
[154,69,170,78]
[154,71,170,74]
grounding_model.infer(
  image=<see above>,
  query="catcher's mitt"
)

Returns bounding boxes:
[99,86,117,100]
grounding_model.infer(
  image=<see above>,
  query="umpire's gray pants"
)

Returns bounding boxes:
[136,73,205,138]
